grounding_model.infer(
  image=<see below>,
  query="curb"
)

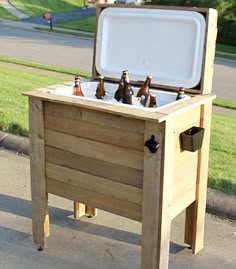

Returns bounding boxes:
[0,131,29,156]
[0,130,235,222]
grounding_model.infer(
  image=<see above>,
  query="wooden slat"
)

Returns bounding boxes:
[171,187,196,220]
[171,160,197,219]
[44,102,145,134]
[159,95,215,121]
[46,178,142,222]
[46,162,142,205]
[173,154,198,190]
[172,106,201,133]
[200,8,218,94]
[174,150,199,167]
[45,129,143,170]
[45,113,144,151]
[73,202,86,218]
[141,120,173,269]
[185,102,213,254]
[73,202,97,218]
[45,146,143,188]
[29,97,49,249]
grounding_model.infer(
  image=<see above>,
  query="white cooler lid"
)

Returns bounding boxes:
[95,7,206,89]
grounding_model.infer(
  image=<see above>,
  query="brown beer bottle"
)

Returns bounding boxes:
[122,71,134,105]
[95,75,106,99]
[176,87,185,100]
[149,93,157,108]
[137,75,152,107]
[114,73,124,102]
[73,76,84,96]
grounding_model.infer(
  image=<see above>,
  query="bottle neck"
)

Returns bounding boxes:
[75,80,80,86]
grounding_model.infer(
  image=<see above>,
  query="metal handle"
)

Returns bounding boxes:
[145,135,159,153]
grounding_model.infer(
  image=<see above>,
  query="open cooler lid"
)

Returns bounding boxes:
[95,7,206,89]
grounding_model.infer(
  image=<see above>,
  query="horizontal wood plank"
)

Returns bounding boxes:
[45,102,145,133]
[46,146,143,188]
[45,129,143,170]
[46,178,142,222]
[46,162,142,205]
[45,114,143,151]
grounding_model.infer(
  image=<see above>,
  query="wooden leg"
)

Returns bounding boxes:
[73,202,97,218]
[141,121,173,269]
[184,201,195,246]
[184,103,213,254]
[73,202,86,218]
[29,98,49,249]
[86,205,98,217]
[32,193,50,249]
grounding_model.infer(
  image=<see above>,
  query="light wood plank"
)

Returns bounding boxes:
[45,129,143,170]
[85,205,98,216]
[185,102,213,254]
[29,97,49,249]
[200,8,218,94]
[159,95,215,122]
[73,202,86,218]
[45,146,143,188]
[171,187,196,220]
[45,101,145,134]
[172,157,197,219]
[141,120,174,269]
[46,178,142,222]
[73,202,97,218]
[45,113,143,151]
[46,162,142,205]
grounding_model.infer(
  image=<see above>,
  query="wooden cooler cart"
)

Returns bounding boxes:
[23,4,218,269]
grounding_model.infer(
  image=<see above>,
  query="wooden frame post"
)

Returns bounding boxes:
[141,120,174,269]
[29,97,49,249]
[185,102,213,254]
[73,202,97,218]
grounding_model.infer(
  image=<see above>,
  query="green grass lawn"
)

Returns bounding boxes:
[0,5,18,19]
[0,56,91,78]
[213,98,236,110]
[209,113,236,194]
[216,44,236,54]
[55,16,96,32]
[9,0,84,16]
[0,66,68,136]
[0,61,235,195]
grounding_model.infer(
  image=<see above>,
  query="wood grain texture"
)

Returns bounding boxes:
[45,146,143,188]
[29,97,49,248]
[45,113,143,151]
[45,102,145,134]
[45,129,143,170]
[185,102,213,254]
[46,162,142,205]
[46,178,142,221]
[141,120,173,269]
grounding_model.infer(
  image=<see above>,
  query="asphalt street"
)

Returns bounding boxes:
[0,24,94,72]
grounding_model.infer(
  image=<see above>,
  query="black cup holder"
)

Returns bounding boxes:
[180,126,205,152]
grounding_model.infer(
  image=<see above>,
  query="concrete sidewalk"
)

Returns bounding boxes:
[0,148,236,269]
